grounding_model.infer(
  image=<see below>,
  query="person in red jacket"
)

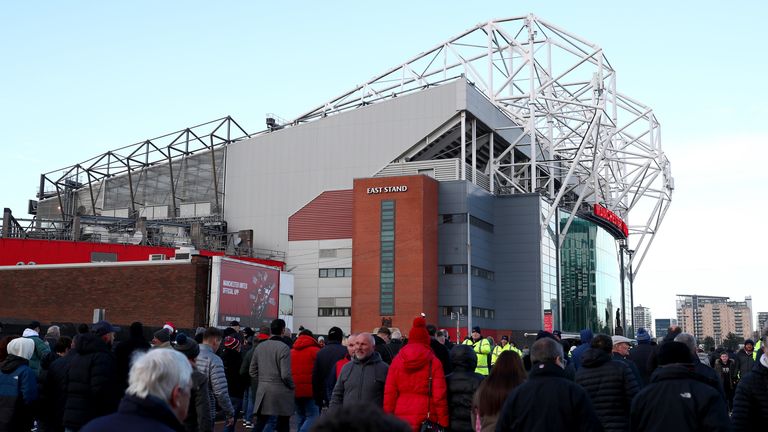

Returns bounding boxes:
[291,329,321,432]
[384,317,449,431]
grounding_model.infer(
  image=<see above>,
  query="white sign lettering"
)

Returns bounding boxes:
[366,185,408,194]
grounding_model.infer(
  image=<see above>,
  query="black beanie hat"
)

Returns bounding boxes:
[154,328,171,343]
[328,326,343,342]
[658,341,693,365]
[172,333,200,359]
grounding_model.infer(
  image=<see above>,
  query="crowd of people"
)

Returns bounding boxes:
[0,317,767,432]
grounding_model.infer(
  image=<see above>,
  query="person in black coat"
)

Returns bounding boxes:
[496,338,603,432]
[114,322,150,394]
[445,345,482,432]
[80,349,193,432]
[630,341,730,432]
[628,328,654,386]
[63,322,121,431]
[713,351,737,410]
[312,327,348,409]
[731,338,768,429]
[673,333,726,401]
[734,339,756,380]
[427,324,452,375]
[372,334,393,365]
[39,336,73,432]
[575,334,639,432]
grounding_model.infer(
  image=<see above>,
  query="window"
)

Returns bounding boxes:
[318,268,352,278]
[380,200,395,315]
[318,307,351,317]
[472,307,496,319]
[471,266,495,281]
[440,265,467,274]
[470,215,494,233]
[439,213,467,224]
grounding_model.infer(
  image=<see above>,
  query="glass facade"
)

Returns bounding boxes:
[560,210,624,334]
[541,200,560,331]
[380,200,395,315]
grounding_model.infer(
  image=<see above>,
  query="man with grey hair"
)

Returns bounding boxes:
[80,349,193,432]
[331,333,389,409]
[673,332,724,399]
[732,330,768,428]
[496,337,602,431]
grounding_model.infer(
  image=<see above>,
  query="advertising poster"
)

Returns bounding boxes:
[217,258,280,328]
[543,309,553,333]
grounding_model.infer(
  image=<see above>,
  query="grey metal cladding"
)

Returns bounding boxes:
[492,194,542,329]
[224,80,466,252]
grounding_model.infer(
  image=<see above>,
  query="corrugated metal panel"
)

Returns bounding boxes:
[288,190,353,241]
[375,159,460,182]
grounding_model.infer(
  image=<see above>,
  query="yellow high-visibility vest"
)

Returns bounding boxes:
[464,338,492,375]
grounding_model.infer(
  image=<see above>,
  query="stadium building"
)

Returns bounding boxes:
[3,15,673,339]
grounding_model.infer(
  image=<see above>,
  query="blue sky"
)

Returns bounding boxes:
[2,1,766,327]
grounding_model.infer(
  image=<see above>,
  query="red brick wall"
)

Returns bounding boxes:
[351,175,438,333]
[0,257,210,329]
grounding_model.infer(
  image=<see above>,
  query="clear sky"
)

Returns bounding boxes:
[2,1,766,329]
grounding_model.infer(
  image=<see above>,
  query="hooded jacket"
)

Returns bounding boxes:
[63,333,120,430]
[731,353,768,430]
[23,328,51,377]
[330,351,389,409]
[446,345,483,432]
[496,362,603,432]
[0,355,38,431]
[575,348,639,432]
[80,394,185,432]
[571,329,594,370]
[384,343,449,431]
[630,365,730,432]
[291,334,321,398]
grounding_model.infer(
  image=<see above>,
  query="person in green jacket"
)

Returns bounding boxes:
[22,321,51,377]
[463,327,492,375]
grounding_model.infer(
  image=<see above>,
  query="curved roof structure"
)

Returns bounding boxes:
[289,14,673,276]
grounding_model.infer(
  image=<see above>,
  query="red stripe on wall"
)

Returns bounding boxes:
[0,238,284,269]
[288,190,353,241]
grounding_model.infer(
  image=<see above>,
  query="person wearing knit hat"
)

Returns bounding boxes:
[0,338,38,430]
[383,317,449,430]
[221,335,245,432]
[463,325,492,376]
[152,328,172,349]
[223,336,241,352]
[169,333,210,432]
[629,327,655,385]
[172,333,200,359]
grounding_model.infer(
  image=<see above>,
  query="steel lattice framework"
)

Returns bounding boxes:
[290,14,673,276]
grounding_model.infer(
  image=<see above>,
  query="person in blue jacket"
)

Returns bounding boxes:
[0,337,39,431]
